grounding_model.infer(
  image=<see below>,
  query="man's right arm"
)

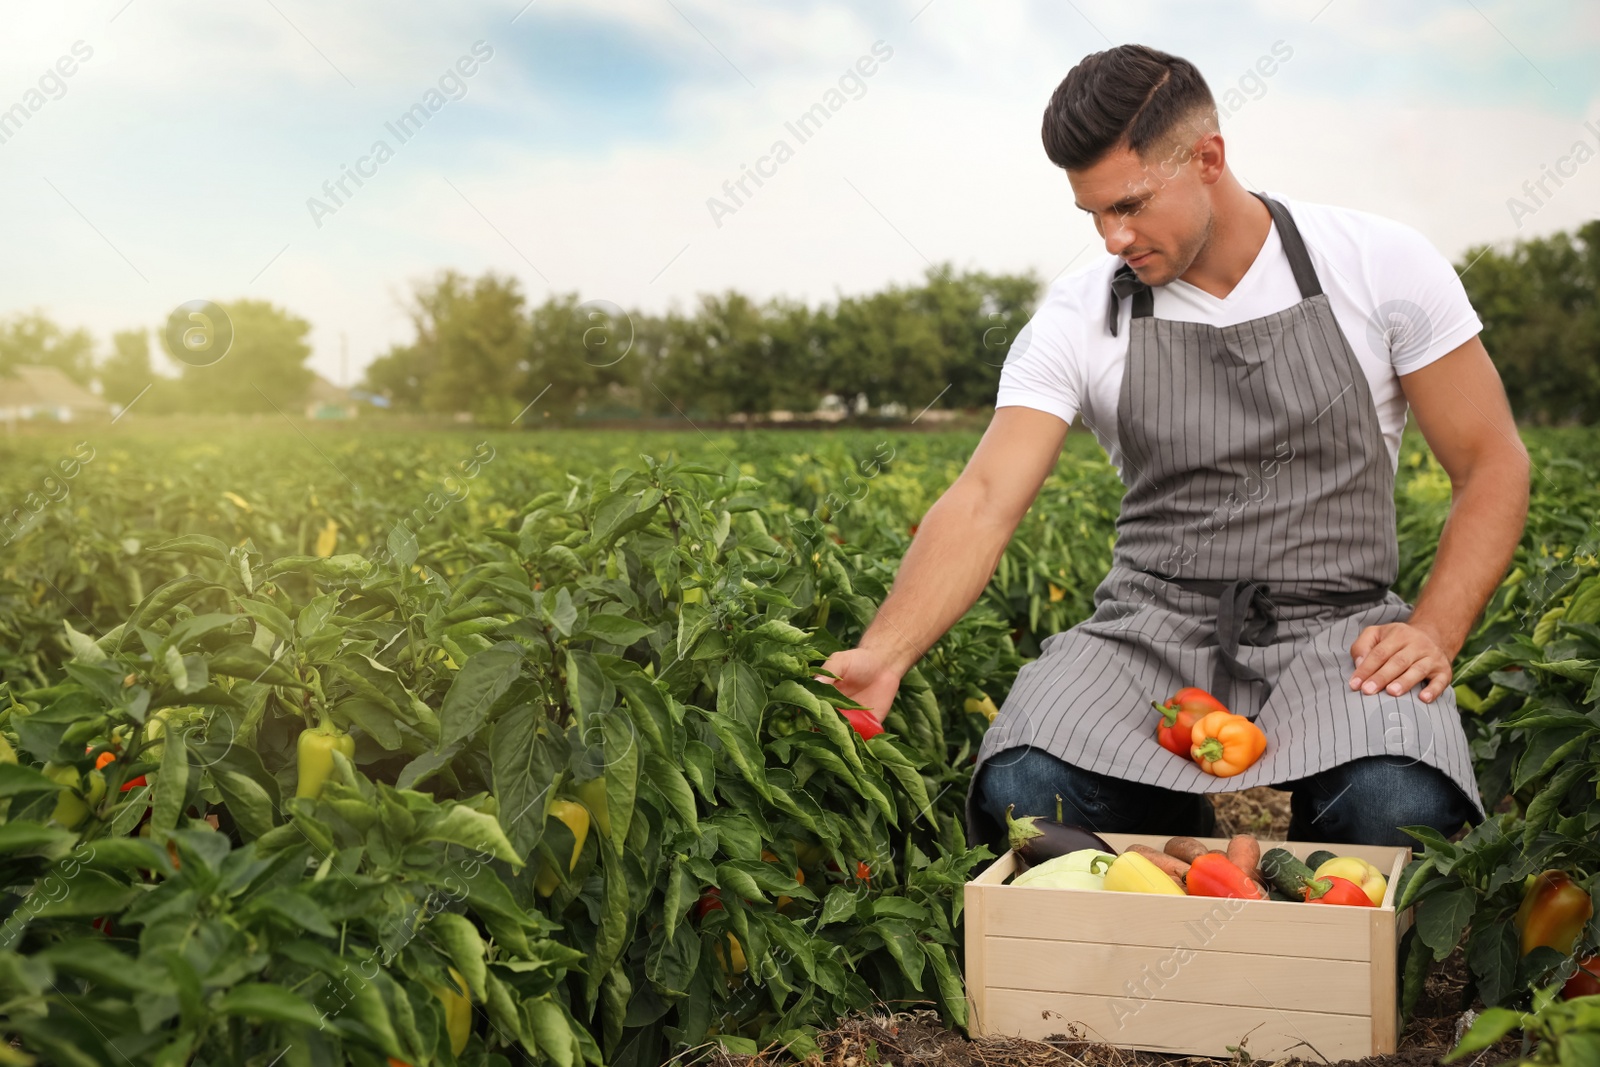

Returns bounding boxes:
[816,405,1070,721]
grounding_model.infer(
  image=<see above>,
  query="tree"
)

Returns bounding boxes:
[0,311,95,384]
[99,328,154,410]
[367,271,528,423]
[175,299,315,414]
[1458,221,1600,425]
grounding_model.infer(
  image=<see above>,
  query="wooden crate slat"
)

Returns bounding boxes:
[983,887,1374,960]
[982,935,1371,1015]
[975,987,1378,1060]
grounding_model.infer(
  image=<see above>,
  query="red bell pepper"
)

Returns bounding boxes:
[1152,687,1225,757]
[838,706,884,740]
[1515,870,1594,956]
[1185,852,1266,900]
[1304,875,1376,907]
[1563,956,1600,1000]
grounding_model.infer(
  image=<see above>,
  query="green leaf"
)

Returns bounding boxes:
[1467,920,1518,1008]
[429,912,487,999]
[213,770,276,840]
[217,982,327,1028]
[204,645,305,689]
[565,649,606,721]
[151,723,189,835]
[549,588,577,637]
[525,997,576,1067]
[36,939,143,991]
[149,534,230,561]
[705,712,771,801]
[579,614,655,646]
[437,643,523,751]
[0,763,67,799]
[1443,1007,1522,1061]
[63,620,109,664]
[716,660,764,734]
[422,804,523,867]
[34,870,140,918]
[1417,886,1476,962]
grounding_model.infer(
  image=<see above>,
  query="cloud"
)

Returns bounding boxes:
[0,0,1594,391]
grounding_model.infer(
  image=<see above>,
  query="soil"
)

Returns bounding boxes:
[687,951,1517,1067]
[689,789,1525,1067]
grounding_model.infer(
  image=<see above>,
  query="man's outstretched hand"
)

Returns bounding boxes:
[816,647,903,739]
[1349,621,1455,703]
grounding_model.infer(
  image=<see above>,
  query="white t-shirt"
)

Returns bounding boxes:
[995,191,1483,473]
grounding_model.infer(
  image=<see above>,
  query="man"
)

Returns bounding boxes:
[817,44,1529,850]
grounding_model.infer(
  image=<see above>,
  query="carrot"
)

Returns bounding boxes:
[1226,834,1262,884]
[1163,836,1209,864]
[1126,844,1189,889]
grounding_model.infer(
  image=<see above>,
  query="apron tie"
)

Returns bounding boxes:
[1138,571,1391,720]
[1106,265,1148,337]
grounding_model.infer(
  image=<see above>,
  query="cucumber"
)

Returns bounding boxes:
[1305,849,1338,871]
[1267,885,1298,902]
[1260,848,1315,899]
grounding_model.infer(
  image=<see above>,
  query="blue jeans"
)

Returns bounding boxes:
[972,746,1477,851]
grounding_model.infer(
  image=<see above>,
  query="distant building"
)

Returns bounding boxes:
[305,374,359,419]
[0,365,110,424]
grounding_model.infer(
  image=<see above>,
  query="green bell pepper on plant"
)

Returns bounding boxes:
[294,725,355,799]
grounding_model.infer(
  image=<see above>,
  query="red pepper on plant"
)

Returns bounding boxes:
[856,861,871,884]
[1563,956,1600,1000]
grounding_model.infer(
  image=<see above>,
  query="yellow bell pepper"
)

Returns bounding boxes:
[534,799,590,896]
[1312,857,1388,907]
[1104,851,1187,895]
[424,965,472,1056]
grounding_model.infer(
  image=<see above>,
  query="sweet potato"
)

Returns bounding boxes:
[1226,834,1262,884]
[1126,844,1189,889]
[1163,836,1209,864]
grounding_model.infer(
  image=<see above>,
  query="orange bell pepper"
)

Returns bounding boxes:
[1189,711,1267,777]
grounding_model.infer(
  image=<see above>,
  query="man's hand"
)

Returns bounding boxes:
[1348,621,1454,702]
[815,647,903,725]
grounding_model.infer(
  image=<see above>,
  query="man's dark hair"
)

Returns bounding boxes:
[1041,44,1216,170]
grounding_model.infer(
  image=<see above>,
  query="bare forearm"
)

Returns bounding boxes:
[857,483,1015,675]
[1409,455,1530,658]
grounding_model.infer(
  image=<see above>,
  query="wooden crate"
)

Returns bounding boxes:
[963,834,1413,1061]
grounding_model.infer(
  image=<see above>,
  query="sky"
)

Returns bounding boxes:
[1,0,1597,391]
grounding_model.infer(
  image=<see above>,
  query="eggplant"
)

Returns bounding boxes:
[1005,801,1114,866]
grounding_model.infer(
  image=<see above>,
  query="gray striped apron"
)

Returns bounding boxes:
[967,192,1483,840]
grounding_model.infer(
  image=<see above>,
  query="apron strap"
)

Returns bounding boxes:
[1104,192,1323,336]
[1138,570,1390,719]
[1250,191,1322,301]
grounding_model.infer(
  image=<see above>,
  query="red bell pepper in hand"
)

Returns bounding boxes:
[1304,875,1376,907]
[1186,852,1266,900]
[1152,687,1226,757]
[838,706,884,740]
[1515,870,1594,956]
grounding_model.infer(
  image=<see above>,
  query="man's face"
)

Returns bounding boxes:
[1067,133,1216,287]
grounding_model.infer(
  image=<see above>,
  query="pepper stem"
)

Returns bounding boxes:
[1194,737,1225,763]
[1055,793,1064,824]
[1152,699,1178,728]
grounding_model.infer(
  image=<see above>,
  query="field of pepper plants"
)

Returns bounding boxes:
[0,422,1598,1067]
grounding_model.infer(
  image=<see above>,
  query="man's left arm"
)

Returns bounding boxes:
[1348,336,1530,702]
